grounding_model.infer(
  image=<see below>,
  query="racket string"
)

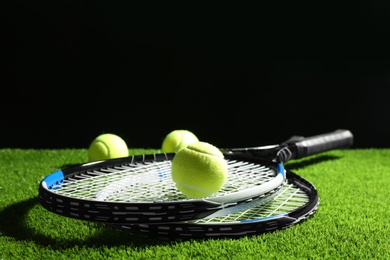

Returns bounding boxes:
[49,159,281,203]
[265,184,304,215]
[224,160,277,190]
[193,183,309,224]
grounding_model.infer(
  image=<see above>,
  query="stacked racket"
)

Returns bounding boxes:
[38,129,353,240]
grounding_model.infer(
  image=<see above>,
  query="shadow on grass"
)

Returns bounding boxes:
[285,154,342,171]
[0,197,174,249]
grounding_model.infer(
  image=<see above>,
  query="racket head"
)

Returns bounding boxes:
[106,170,319,240]
[38,152,285,224]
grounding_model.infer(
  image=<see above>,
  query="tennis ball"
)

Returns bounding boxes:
[171,141,228,198]
[88,133,129,162]
[161,130,199,153]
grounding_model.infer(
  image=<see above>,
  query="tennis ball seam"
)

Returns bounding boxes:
[94,141,110,156]
[175,133,183,151]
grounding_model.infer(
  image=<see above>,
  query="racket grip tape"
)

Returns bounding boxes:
[294,129,353,159]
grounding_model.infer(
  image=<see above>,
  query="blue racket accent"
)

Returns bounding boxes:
[277,163,285,178]
[42,170,64,190]
[240,213,288,223]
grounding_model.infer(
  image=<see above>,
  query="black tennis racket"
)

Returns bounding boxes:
[107,169,319,240]
[38,129,353,224]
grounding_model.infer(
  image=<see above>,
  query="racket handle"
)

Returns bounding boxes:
[293,129,353,159]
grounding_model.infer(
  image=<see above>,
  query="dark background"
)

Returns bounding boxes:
[3,2,390,150]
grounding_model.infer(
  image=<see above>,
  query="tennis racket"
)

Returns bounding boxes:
[107,169,319,240]
[38,129,353,224]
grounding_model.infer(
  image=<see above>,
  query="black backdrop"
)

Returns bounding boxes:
[3,2,390,149]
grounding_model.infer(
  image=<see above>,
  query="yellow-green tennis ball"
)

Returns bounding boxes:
[161,130,199,153]
[171,141,228,198]
[88,133,129,162]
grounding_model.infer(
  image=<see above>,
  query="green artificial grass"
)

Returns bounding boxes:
[1,148,389,259]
